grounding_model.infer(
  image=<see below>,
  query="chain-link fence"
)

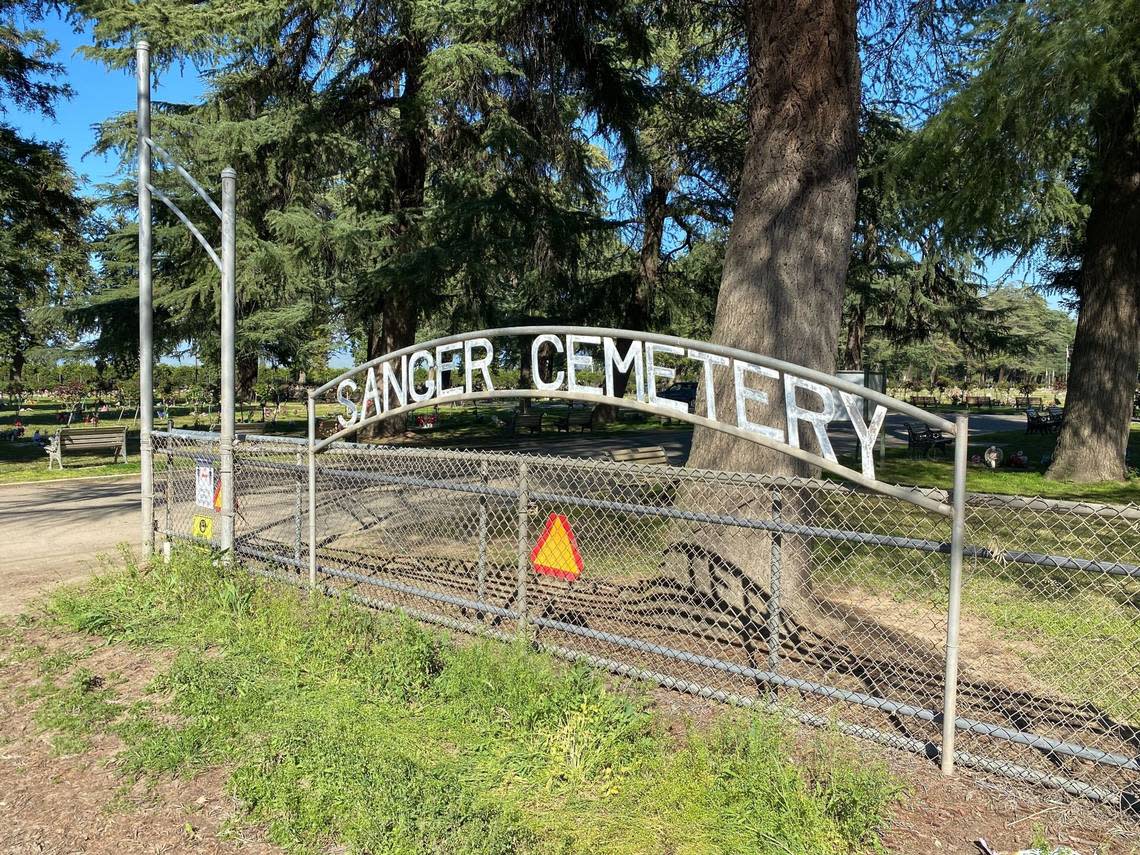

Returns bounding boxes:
[151,428,1140,810]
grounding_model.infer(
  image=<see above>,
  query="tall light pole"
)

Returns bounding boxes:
[137,41,155,555]
[136,40,237,561]
[219,168,236,559]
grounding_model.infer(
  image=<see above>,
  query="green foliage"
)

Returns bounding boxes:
[34,549,898,853]
[0,2,88,385]
[907,0,1140,255]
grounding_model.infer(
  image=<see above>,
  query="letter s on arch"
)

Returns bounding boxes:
[336,379,359,428]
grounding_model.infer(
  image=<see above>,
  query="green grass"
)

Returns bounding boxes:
[12,548,898,854]
[842,426,1140,504]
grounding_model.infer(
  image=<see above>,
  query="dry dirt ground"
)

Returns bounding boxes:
[2,621,1137,855]
[0,477,139,617]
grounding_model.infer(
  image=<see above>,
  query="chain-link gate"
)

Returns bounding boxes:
[151,426,1139,811]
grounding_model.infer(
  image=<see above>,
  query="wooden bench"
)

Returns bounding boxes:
[509,411,543,435]
[44,427,127,470]
[554,406,595,432]
[209,421,267,435]
[905,422,952,459]
[964,395,993,408]
[609,445,670,466]
[908,395,939,407]
[1015,396,1043,409]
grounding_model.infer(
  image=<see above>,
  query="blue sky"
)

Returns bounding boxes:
[7,11,205,189]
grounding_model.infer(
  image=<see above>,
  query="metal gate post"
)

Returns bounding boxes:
[136,41,154,556]
[516,460,529,635]
[219,168,236,563]
[293,450,303,564]
[163,433,172,563]
[941,413,969,774]
[767,488,782,704]
[307,395,318,589]
[477,460,489,604]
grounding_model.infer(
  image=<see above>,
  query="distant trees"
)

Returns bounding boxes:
[906,0,1140,481]
[0,1,87,392]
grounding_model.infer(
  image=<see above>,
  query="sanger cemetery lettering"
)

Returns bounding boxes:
[334,333,888,479]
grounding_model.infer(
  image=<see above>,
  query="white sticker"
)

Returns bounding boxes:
[195,461,215,509]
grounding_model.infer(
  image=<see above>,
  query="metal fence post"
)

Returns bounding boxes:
[163,431,172,563]
[767,487,782,704]
[219,167,236,564]
[136,40,154,557]
[477,460,489,606]
[293,450,303,564]
[516,460,529,635]
[941,413,969,774]
[307,395,318,589]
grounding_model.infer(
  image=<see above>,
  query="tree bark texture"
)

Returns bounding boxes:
[367,37,429,438]
[1046,93,1140,483]
[676,0,860,632]
[687,0,860,477]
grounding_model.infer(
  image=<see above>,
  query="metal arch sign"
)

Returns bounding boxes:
[309,326,961,514]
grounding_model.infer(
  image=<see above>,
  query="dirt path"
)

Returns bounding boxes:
[0,627,278,854]
[0,476,139,616]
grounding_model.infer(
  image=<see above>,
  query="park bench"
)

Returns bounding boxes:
[1015,396,1043,409]
[554,406,595,432]
[1025,407,1062,434]
[44,426,128,470]
[905,422,952,459]
[209,421,267,436]
[316,418,340,439]
[609,445,670,466]
[908,395,939,407]
[508,411,543,435]
[964,395,993,408]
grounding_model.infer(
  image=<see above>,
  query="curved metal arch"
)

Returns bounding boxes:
[307,327,958,514]
[312,325,956,434]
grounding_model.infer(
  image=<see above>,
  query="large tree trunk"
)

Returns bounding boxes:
[237,354,259,403]
[366,37,429,439]
[687,0,859,474]
[843,301,865,370]
[678,0,859,631]
[10,348,25,387]
[1046,94,1140,483]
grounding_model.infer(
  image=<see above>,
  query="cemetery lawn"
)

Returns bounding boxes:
[852,425,1140,505]
[0,438,142,484]
[2,549,899,855]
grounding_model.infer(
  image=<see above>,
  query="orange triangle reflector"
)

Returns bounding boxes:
[530,513,584,581]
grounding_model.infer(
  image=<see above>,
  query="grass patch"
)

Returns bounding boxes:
[844,426,1140,504]
[29,548,897,854]
[29,667,122,754]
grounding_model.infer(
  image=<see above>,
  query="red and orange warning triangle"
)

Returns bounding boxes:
[530,513,584,581]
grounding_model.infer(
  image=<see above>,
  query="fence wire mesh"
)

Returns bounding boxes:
[151,428,1140,809]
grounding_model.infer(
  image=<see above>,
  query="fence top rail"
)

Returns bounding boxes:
[309,325,956,435]
[157,426,948,512]
[153,427,1140,520]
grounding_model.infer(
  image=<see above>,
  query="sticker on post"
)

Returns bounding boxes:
[213,478,222,512]
[530,513,584,581]
[191,514,213,540]
[195,461,214,509]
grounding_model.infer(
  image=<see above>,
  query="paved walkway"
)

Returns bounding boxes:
[0,476,139,616]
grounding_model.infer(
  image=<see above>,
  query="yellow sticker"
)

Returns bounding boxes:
[191,514,214,540]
